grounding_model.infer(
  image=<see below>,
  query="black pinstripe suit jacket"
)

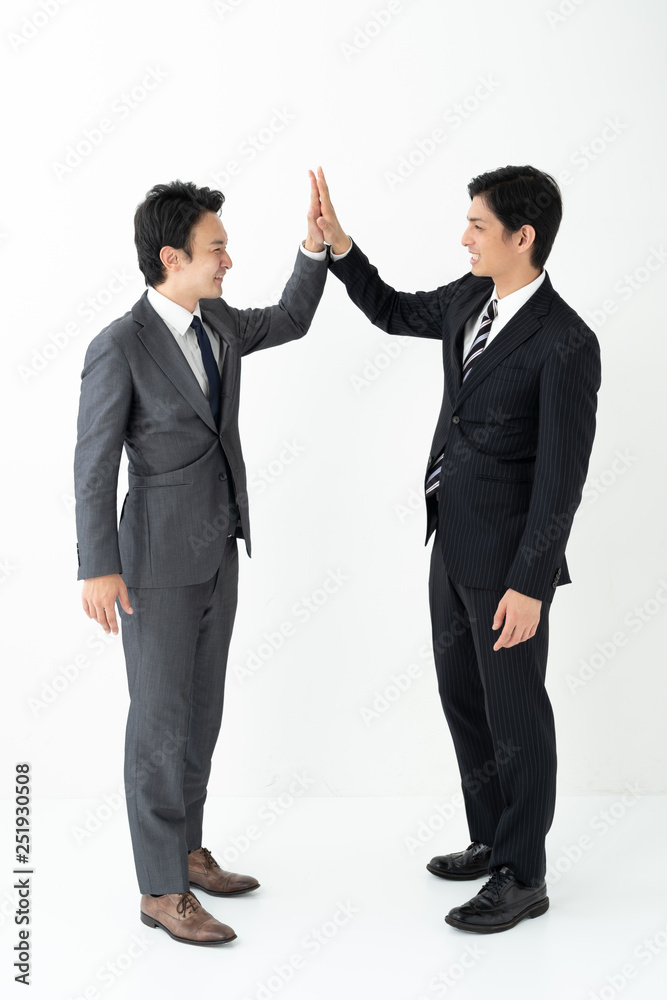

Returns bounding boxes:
[330,242,601,603]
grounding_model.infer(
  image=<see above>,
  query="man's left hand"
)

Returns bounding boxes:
[492,589,542,651]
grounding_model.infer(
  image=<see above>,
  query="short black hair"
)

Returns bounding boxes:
[467,165,562,270]
[134,180,225,287]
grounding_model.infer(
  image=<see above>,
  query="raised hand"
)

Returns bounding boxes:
[312,167,351,255]
[305,169,326,252]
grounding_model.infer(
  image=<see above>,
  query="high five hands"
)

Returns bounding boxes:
[307,167,352,256]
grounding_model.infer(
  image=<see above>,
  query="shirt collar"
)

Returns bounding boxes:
[489,269,546,320]
[147,285,203,336]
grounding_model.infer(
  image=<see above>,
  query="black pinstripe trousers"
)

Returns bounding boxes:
[428,537,557,886]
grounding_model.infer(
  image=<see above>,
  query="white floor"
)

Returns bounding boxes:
[2,794,666,1000]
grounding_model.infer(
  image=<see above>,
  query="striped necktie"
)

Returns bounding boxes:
[462,297,498,382]
[424,297,498,502]
[191,315,221,425]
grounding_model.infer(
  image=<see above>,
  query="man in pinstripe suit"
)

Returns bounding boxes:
[313,165,601,933]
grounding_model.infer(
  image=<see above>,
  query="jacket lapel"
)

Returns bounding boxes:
[454,272,554,406]
[133,292,217,432]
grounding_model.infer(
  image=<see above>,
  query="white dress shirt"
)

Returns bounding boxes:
[330,238,545,361]
[461,270,545,360]
[146,286,223,401]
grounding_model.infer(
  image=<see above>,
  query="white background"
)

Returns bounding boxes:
[2,0,666,996]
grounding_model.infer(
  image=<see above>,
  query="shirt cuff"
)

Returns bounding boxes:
[300,241,327,261]
[329,238,354,261]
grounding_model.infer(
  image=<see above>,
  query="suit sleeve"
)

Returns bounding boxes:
[231,248,328,357]
[328,239,450,339]
[74,333,133,580]
[503,325,602,602]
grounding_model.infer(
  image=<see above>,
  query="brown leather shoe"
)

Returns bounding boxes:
[140,891,236,946]
[188,847,260,896]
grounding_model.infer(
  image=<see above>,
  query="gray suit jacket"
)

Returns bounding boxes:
[74,249,327,588]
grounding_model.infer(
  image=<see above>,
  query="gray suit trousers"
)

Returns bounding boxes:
[118,536,238,894]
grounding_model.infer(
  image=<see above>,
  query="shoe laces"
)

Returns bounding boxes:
[176,892,200,917]
[479,866,514,901]
[200,847,220,870]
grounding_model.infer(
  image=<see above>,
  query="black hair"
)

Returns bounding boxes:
[134,180,225,287]
[467,165,562,270]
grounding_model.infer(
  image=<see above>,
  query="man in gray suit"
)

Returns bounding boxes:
[74,176,327,945]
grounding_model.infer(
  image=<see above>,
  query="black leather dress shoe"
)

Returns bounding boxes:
[445,866,549,933]
[427,842,492,880]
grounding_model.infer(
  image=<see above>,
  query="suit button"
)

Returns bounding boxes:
[452,416,460,424]
[219,473,227,481]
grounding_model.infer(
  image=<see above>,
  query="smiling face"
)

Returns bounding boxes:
[158,210,233,312]
[461,195,538,296]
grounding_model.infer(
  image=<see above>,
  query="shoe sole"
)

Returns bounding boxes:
[426,864,489,881]
[140,910,237,945]
[188,880,260,897]
[444,897,549,933]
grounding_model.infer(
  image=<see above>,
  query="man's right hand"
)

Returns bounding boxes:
[81,574,133,635]
[312,167,352,255]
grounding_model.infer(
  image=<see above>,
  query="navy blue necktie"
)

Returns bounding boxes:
[191,315,221,425]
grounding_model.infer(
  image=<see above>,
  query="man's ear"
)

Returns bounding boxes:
[516,225,536,255]
[159,245,181,275]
